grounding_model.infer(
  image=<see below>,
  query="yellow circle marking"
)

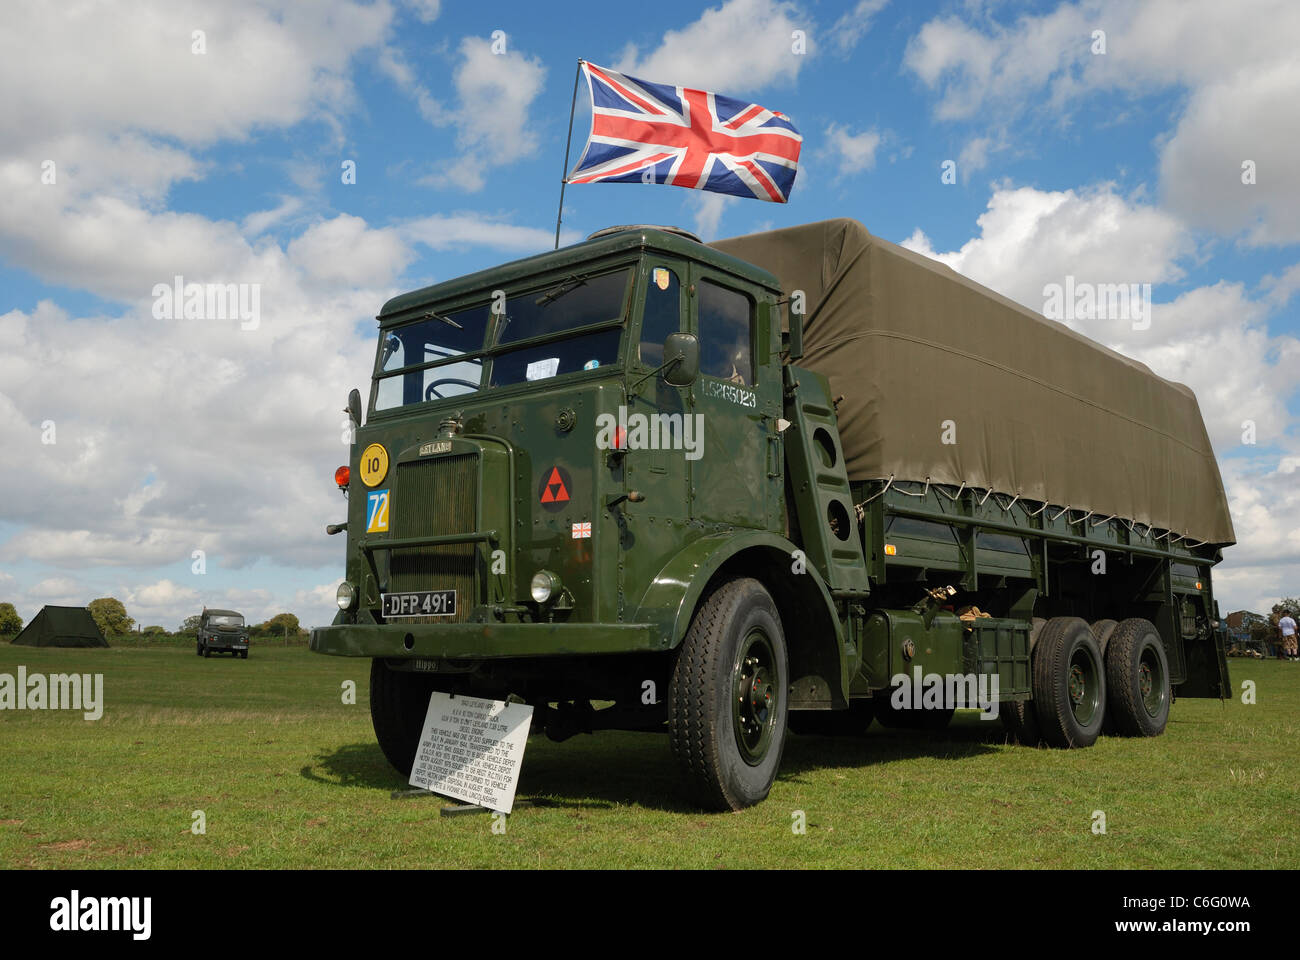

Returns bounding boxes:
[360,443,389,487]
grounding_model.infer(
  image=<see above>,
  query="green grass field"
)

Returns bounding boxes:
[0,643,1294,869]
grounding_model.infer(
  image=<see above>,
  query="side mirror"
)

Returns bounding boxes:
[347,388,363,431]
[662,332,699,386]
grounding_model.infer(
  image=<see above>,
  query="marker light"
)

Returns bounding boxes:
[884,544,897,556]
[335,466,350,489]
[1195,581,1203,590]
[530,570,561,604]
[336,581,357,610]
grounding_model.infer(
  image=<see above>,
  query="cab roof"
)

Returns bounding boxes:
[378,226,780,323]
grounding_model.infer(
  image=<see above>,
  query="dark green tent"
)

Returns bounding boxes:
[11,606,109,648]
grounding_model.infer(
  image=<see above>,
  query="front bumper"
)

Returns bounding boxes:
[206,638,248,651]
[310,621,664,660]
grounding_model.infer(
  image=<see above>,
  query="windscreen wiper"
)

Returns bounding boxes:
[535,275,586,307]
[423,310,463,329]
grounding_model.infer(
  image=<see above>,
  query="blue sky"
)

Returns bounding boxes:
[1,0,1298,629]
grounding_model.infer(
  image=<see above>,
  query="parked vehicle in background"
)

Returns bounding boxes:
[197,608,249,659]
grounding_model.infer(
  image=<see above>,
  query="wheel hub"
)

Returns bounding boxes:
[733,632,778,765]
[1069,665,1086,704]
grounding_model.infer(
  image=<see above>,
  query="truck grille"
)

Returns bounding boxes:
[390,453,478,623]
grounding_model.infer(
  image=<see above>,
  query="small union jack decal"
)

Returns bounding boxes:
[571,521,592,539]
[568,61,802,203]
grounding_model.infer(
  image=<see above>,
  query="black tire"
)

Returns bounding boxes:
[1033,616,1106,748]
[872,689,954,730]
[1091,619,1120,734]
[202,644,211,658]
[668,578,788,811]
[788,701,873,736]
[196,642,202,657]
[1104,618,1171,737]
[1000,698,1041,746]
[1090,619,1118,656]
[240,651,249,660]
[370,659,438,777]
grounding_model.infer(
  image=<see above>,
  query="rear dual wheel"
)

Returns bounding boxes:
[1104,618,1170,737]
[1033,617,1106,748]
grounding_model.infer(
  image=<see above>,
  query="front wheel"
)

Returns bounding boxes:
[668,578,788,811]
[370,659,438,777]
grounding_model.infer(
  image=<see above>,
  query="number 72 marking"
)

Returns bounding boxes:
[366,489,390,532]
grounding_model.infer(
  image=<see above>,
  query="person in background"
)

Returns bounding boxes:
[1279,610,1298,662]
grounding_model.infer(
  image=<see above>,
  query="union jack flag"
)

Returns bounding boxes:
[567,61,802,203]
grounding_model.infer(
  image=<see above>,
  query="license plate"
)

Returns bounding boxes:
[382,590,457,619]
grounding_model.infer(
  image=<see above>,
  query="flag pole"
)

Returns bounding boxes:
[554,60,583,250]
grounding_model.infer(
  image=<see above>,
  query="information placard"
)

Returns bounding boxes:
[408,692,534,813]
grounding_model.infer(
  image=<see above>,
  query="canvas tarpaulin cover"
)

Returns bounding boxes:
[11,606,110,647]
[710,219,1235,546]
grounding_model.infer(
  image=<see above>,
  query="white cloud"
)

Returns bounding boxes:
[615,0,809,93]
[29,578,82,600]
[401,214,571,253]
[691,193,735,241]
[1158,61,1300,244]
[902,0,1300,245]
[288,215,413,288]
[0,0,391,147]
[1263,262,1300,307]
[399,0,441,23]
[131,579,200,609]
[901,183,1190,313]
[242,197,304,237]
[825,123,881,177]
[956,133,1010,180]
[426,37,547,192]
[829,0,889,54]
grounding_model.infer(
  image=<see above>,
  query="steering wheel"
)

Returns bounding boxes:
[425,378,479,400]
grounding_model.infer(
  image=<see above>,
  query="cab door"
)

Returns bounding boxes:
[686,265,782,529]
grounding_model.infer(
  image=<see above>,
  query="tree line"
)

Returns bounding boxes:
[0,599,307,639]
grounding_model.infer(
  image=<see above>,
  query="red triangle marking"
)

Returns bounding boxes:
[543,467,570,503]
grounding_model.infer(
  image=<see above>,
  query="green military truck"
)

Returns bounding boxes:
[197,608,250,659]
[312,218,1233,811]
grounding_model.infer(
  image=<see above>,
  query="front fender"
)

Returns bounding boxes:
[632,529,841,651]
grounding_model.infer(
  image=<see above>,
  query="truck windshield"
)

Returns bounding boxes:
[210,615,243,628]
[373,267,631,411]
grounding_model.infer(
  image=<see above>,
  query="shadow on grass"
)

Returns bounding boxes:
[301,713,1012,813]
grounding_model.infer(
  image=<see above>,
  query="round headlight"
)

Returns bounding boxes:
[530,571,560,604]
[336,581,357,610]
